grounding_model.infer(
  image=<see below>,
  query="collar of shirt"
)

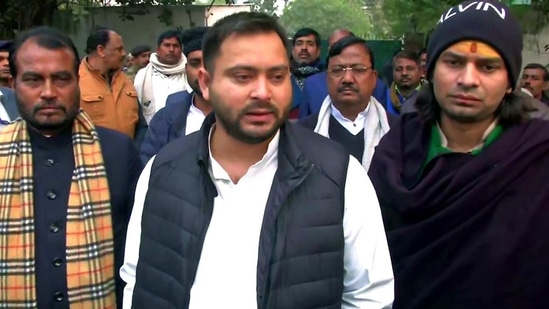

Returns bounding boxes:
[189,93,206,117]
[330,100,371,134]
[82,57,119,83]
[421,119,504,173]
[0,89,11,125]
[436,120,499,152]
[395,83,421,99]
[208,125,280,183]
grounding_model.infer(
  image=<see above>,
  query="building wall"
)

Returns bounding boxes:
[60,5,251,57]
[206,5,252,26]
[522,24,549,69]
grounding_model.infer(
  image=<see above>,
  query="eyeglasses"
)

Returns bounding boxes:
[328,65,372,77]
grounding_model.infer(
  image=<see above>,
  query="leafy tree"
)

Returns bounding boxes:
[379,0,460,36]
[378,0,549,38]
[0,0,228,39]
[247,0,277,15]
[278,0,373,38]
[1,0,66,39]
[115,0,225,4]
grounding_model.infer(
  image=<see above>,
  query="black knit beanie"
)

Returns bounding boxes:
[427,0,523,87]
[181,26,209,58]
[130,45,151,57]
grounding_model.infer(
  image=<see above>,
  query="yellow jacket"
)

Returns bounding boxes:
[79,58,139,138]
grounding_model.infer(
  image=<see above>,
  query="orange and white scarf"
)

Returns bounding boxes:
[0,111,116,308]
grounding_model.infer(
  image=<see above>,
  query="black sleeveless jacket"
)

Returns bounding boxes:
[132,115,350,309]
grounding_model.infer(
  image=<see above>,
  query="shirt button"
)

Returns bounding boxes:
[52,257,63,267]
[45,159,55,167]
[54,291,64,302]
[46,191,56,200]
[49,223,60,233]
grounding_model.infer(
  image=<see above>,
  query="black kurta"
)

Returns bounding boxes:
[29,125,142,309]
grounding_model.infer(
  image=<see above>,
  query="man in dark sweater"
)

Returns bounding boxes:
[122,12,394,309]
[0,27,142,308]
[368,1,549,308]
[300,36,393,170]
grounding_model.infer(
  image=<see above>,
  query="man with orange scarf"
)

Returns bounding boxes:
[0,27,141,308]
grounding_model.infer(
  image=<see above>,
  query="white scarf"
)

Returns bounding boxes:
[139,53,188,122]
[314,95,390,170]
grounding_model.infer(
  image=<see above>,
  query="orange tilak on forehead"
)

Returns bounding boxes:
[447,41,501,58]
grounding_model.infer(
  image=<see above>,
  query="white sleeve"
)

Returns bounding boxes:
[133,67,146,103]
[342,156,395,309]
[119,156,155,309]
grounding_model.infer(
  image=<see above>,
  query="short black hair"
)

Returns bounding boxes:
[393,50,420,66]
[292,28,321,47]
[418,48,427,56]
[9,26,80,78]
[326,36,375,70]
[524,63,549,81]
[0,41,12,52]
[202,12,289,72]
[85,26,112,55]
[415,83,534,127]
[157,30,182,47]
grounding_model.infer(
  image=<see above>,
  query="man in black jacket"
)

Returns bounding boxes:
[121,11,394,309]
[0,27,141,309]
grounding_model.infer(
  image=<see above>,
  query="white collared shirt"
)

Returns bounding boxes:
[185,96,207,135]
[331,103,371,135]
[0,89,12,131]
[120,129,394,308]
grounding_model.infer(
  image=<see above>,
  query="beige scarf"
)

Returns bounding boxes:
[0,111,116,308]
[138,52,188,123]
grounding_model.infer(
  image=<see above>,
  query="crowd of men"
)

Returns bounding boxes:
[1,0,549,308]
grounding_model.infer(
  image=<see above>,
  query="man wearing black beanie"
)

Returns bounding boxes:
[138,26,212,164]
[125,45,151,82]
[369,1,549,308]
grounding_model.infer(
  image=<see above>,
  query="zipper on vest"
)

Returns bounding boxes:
[258,162,315,309]
[190,171,217,286]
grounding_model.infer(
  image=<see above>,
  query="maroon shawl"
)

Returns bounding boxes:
[369,113,549,309]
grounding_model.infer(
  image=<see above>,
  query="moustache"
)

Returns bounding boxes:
[34,103,66,112]
[240,101,278,115]
[449,91,482,100]
[337,85,358,93]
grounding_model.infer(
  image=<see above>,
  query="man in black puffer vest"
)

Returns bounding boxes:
[120,12,394,309]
